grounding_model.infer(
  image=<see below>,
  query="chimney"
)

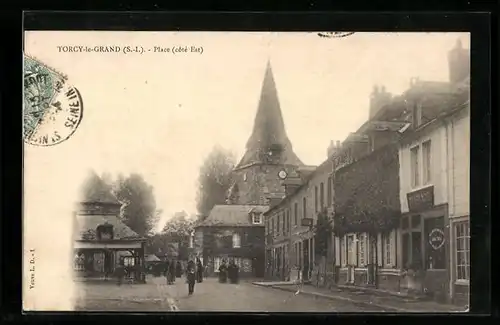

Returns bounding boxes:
[266,193,285,208]
[336,140,341,148]
[448,39,470,84]
[369,84,392,120]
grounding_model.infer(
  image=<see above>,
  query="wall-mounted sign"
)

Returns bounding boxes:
[428,228,445,250]
[301,218,313,227]
[407,186,434,212]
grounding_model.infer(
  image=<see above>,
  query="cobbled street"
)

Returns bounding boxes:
[75,275,386,312]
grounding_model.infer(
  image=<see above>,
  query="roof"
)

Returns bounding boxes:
[79,171,121,205]
[74,214,143,241]
[236,61,303,169]
[198,205,269,227]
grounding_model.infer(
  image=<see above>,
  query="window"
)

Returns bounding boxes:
[314,186,318,212]
[189,234,194,248]
[358,234,366,267]
[327,176,332,206]
[271,217,275,235]
[243,173,247,181]
[294,203,298,225]
[422,140,432,185]
[384,233,392,266]
[124,256,135,267]
[410,145,420,188]
[320,182,325,209]
[455,220,470,281]
[277,214,281,235]
[303,197,307,219]
[282,211,285,235]
[232,233,241,248]
[286,210,290,234]
[74,253,85,271]
[252,213,262,224]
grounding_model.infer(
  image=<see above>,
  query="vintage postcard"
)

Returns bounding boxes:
[23,31,470,312]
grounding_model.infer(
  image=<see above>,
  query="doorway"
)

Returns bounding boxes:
[303,239,310,281]
[347,235,356,283]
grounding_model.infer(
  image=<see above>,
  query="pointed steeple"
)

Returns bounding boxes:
[236,61,303,169]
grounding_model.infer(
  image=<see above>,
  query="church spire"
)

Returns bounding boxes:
[235,61,303,169]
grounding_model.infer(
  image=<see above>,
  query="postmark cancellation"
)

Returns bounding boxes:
[23,55,83,146]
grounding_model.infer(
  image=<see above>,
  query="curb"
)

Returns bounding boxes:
[252,283,409,312]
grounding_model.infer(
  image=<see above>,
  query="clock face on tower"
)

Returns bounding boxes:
[278,170,287,180]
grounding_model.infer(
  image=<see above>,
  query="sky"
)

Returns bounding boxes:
[23,31,469,309]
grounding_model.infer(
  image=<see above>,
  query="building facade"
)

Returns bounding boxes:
[73,173,146,283]
[194,205,268,277]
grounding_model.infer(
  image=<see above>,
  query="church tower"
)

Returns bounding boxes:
[227,61,304,205]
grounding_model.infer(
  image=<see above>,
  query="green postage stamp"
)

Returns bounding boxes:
[23,55,83,146]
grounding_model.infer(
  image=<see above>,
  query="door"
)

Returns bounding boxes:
[347,235,355,283]
[303,240,310,281]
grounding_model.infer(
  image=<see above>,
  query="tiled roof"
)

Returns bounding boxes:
[198,205,269,227]
[74,214,143,241]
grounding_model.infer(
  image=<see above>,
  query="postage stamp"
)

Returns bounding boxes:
[23,55,83,146]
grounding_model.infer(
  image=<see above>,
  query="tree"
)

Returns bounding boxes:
[113,173,158,237]
[196,145,236,216]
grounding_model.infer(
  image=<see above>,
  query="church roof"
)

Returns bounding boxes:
[198,205,269,227]
[235,61,303,169]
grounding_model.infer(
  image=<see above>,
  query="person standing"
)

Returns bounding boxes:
[196,258,203,283]
[169,259,176,284]
[186,260,196,295]
[218,259,228,283]
[164,260,170,284]
[176,260,183,278]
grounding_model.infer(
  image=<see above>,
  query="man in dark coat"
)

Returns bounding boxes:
[186,260,196,295]
[218,259,228,283]
[228,260,239,283]
[163,260,170,284]
[176,261,183,278]
[196,258,203,283]
[168,259,176,284]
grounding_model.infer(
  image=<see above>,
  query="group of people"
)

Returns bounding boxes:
[218,259,240,284]
[161,260,184,285]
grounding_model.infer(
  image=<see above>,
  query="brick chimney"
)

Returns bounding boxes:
[448,39,470,84]
[369,85,392,119]
[327,140,343,158]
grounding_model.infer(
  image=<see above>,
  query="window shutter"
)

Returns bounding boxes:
[390,230,396,268]
[377,233,383,267]
[334,236,340,266]
[341,236,346,266]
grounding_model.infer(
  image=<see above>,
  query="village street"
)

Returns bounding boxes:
[74,275,387,312]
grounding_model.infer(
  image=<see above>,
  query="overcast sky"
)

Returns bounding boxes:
[24,31,470,234]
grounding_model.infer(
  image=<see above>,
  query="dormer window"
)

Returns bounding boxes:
[96,223,114,240]
[252,213,262,224]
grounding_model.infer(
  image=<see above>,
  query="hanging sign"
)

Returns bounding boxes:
[428,228,445,250]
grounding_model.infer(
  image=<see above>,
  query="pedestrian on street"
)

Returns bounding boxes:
[218,259,228,283]
[169,259,176,284]
[116,259,125,286]
[164,260,170,284]
[186,260,196,295]
[176,260,183,278]
[196,258,203,283]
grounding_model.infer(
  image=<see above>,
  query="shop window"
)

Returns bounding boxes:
[455,220,470,281]
[401,217,409,230]
[123,256,135,267]
[402,231,423,269]
[411,215,421,228]
[424,216,446,270]
[252,213,262,224]
[74,253,85,271]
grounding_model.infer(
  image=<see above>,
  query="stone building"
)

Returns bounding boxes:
[73,172,146,283]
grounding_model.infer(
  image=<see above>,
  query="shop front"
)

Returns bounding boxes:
[401,185,449,302]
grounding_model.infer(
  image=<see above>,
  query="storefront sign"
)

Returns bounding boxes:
[428,228,445,250]
[301,218,313,227]
[407,186,434,212]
